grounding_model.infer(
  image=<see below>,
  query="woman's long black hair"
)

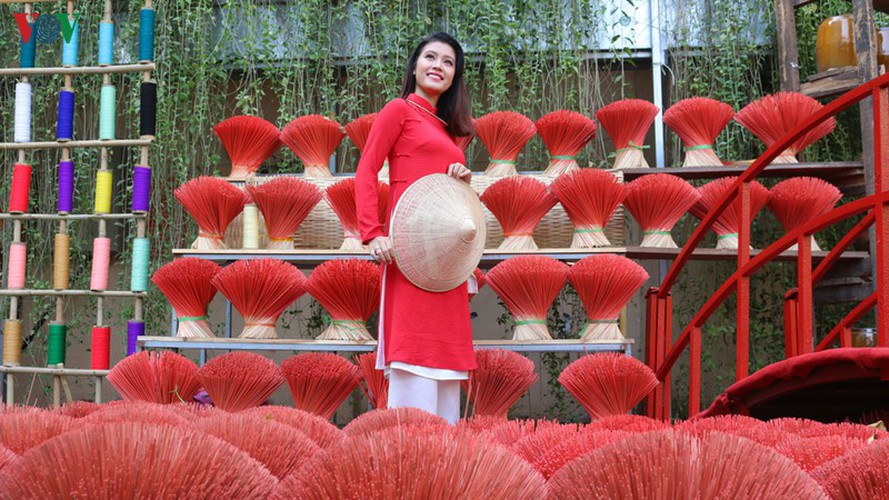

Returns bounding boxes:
[401,32,474,138]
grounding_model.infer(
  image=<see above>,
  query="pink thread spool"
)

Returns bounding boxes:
[89,237,111,291]
[6,242,27,289]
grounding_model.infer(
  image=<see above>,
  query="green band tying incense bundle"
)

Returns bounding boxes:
[331,319,367,329]
[515,319,547,326]
[489,159,516,165]
[615,141,649,153]
[587,319,619,325]
[717,233,738,241]
[548,155,577,160]
[178,315,208,322]
[643,230,672,236]
[47,322,67,366]
[684,144,713,151]
[574,228,605,234]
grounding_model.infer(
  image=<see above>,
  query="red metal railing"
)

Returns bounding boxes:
[646,74,889,420]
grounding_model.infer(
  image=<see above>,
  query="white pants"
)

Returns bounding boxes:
[387,368,461,425]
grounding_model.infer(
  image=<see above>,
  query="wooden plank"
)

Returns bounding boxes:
[0,63,156,77]
[801,69,860,98]
[775,0,802,91]
[621,162,864,182]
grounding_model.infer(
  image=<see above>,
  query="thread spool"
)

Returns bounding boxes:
[53,233,70,290]
[89,237,111,291]
[242,204,260,249]
[56,89,75,141]
[91,326,111,369]
[99,84,116,140]
[98,21,114,66]
[126,321,144,356]
[47,322,67,366]
[140,81,157,138]
[132,166,151,212]
[3,319,23,366]
[14,82,32,143]
[20,22,35,68]
[7,242,27,290]
[139,7,155,62]
[9,163,32,213]
[94,170,113,214]
[61,18,79,66]
[130,237,150,292]
[58,161,75,213]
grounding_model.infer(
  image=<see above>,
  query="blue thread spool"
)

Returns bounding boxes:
[20,22,36,68]
[62,18,79,66]
[57,89,75,141]
[130,238,150,292]
[98,21,114,66]
[139,8,156,62]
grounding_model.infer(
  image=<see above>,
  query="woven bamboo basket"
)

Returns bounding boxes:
[224,171,626,249]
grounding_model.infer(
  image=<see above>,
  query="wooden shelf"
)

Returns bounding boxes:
[173,247,869,267]
[138,336,633,355]
[801,67,861,98]
[621,162,863,181]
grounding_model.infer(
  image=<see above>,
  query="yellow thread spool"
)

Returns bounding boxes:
[3,319,23,366]
[94,170,113,214]
[53,233,70,290]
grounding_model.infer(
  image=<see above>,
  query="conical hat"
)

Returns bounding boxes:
[390,174,487,292]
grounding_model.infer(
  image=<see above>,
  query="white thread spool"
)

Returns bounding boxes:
[242,204,260,249]
[14,82,32,143]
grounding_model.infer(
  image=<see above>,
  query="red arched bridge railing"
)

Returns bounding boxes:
[646,73,889,420]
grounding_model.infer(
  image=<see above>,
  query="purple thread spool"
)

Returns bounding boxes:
[132,165,151,213]
[58,161,74,213]
[127,320,145,356]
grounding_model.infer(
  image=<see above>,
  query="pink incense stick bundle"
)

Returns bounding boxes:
[811,438,889,498]
[624,173,701,248]
[689,177,771,249]
[107,351,201,404]
[480,176,557,250]
[355,352,388,409]
[775,435,866,472]
[246,177,322,249]
[768,176,842,251]
[151,257,221,338]
[536,110,597,176]
[242,405,345,449]
[475,111,537,177]
[462,349,538,419]
[175,176,249,249]
[281,353,361,420]
[663,97,734,167]
[211,258,306,339]
[304,258,381,341]
[735,92,836,163]
[595,99,659,169]
[485,256,569,340]
[550,168,625,248]
[196,351,284,412]
[558,353,658,420]
[569,255,649,341]
[342,407,449,438]
[280,115,345,178]
[325,178,389,250]
[213,115,282,180]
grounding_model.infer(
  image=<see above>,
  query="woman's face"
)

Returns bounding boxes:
[413,41,457,100]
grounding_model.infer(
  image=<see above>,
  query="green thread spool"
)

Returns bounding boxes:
[47,322,67,366]
[130,237,150,292]
[99,84,116,140]
[94,170,113,213]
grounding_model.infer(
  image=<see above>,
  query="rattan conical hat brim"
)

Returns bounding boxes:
[390,173,487,292]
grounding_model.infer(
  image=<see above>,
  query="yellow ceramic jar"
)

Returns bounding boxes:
[816,15,856,73]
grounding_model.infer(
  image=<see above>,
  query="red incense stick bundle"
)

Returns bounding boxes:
[663,97,734,167]
[281,353,361,420]
[480,176,557,250]
[475,111,536,176]
[175,176,249,249]
[623,173,701,247]
[558,353,658,420]
[196,351,284,412]
[735,92,836,163]
[463,349,538,418]
[246,177,322,249]
[280,115,345,178]
[211,259,306,339]
[107,351,201,404]
[569,255,649,341]
[355,352,388,409]
[550,168,625,248]
[151,258,221,338]
[325,178,389,250]
[344,113,377,152]
[536,110,597,176]
[485,256,569,340]
[595,99,659,169]
[213,115,282,180]
[768,176,842,251]
[305,258,381,341]
[690,177,771,249]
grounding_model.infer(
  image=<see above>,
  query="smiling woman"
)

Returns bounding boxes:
[354,32,476,425]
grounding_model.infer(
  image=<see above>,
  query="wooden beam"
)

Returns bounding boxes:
[775,0,801,91]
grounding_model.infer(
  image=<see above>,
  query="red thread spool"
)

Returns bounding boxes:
[9,163,31,213]
[91,326,111,369]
